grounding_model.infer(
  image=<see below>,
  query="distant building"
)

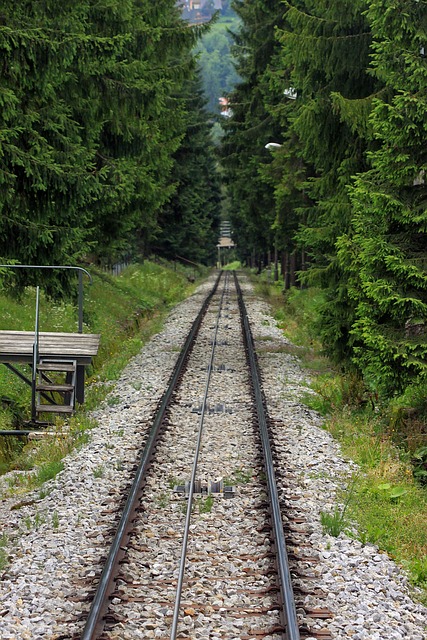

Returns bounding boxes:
[219,97,232,118]
[179,0,223,23]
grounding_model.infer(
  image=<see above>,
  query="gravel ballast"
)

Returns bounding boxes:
[0,273,425,640]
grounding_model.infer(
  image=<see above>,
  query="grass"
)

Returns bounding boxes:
[255,275,427,603]
[0,534,7,571]
[198,494,214,513]
[93,465,105,479]
[0,260,203,480]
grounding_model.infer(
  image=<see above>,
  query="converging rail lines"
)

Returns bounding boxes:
[79,271,328,640]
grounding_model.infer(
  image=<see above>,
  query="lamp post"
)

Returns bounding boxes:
[264,142,282,150]
[264,142,283,282]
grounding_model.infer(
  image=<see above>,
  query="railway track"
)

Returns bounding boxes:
[79,271,329,640]
[2,271,423,639]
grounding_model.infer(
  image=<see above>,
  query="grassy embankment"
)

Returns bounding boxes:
[254,274,427,604]
[0,260,205,489]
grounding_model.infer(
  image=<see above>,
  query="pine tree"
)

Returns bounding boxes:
[273,0,380,362]
[338,0,427,395]
[221,0,284,269]
[155,71,221,264]
[0,0,96,295]
[0,0,200,295]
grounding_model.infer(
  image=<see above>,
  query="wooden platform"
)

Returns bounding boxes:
[0,331,100,365]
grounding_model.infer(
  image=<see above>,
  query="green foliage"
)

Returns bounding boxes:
[0,534,8,572]
[320,477,358,536]
[320,507,349,537]
[339,0,427,396]
[36,461,64,484]
[0,261,196,474]
[221,0,285,264]
[198,494,214,513]
[156,71,221,264]
[307,372,368,415]
[0,0,205,294]
[93,465,105,479]
[407,556,427,593]
[412,447,427,486]
[272,0,382,365]
[195,15,241,113]
[224,0,427,401]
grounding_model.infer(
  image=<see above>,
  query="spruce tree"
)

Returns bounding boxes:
[221,0,284,268]
[78,0,200,264]
[273,0,379,362]
[0,0,96,294]
[0,0,200,295]
[155,71,221,264]
[339,0,427,395]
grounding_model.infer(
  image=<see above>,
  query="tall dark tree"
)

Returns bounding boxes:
[221,0,284,269]
[155,71,221,264]
[0,0,96,294]
[338,0,427,396]
[272,0,380,362]
[0,0,200,294]
[84,0,200,263]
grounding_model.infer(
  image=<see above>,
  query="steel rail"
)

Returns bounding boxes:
[170,271,229,640]
[234,272,300,640]
[81,271,222,640]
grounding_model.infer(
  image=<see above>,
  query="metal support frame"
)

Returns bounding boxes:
[0,264,92,333]
[0,265,93,427]
[31,287,40,421]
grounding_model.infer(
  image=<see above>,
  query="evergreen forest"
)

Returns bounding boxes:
[0,0,221,293]
[2,0,427,405]
[222,0,427,408]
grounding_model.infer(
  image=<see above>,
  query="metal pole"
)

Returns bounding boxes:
[78,270,83,333]
[31,286,40,422]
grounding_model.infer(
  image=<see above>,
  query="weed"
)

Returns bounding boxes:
[156,492,169,508]
[168,476,179,489]
[24,512,46,530]
[38,487,52,500]
[52,511,59,529]
[180,499,195,515]
[226,468,252,485]
[0,534,8,571]
[412,446,427,485]
[407,557,427,590]
[198,495,214,513]
[132,381,142,391]
[356,524,388,547]
[107,395,121,407]
[93,465,105,479]
[320,477,356,537]
[320,507,348,537]
[37,461,64,485]
[376,483,408,502]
